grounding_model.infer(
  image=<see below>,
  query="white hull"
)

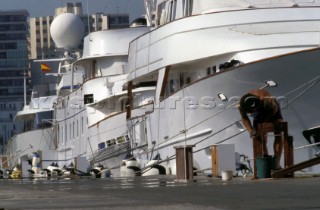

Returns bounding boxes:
[129,48,320,174]
[125,3,320,175]
[7,128,56,162]
[51,26,151,175]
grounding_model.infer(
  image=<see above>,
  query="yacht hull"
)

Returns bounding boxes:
[131,48,320,174]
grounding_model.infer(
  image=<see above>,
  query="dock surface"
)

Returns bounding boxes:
[1,175,320,209]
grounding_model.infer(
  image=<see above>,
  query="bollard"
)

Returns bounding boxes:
[174,145,195,182]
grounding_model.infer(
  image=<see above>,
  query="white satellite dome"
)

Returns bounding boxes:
[50,13,85,50]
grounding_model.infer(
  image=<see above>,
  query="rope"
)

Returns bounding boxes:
[294,142,320,150]
[281,76,320,109]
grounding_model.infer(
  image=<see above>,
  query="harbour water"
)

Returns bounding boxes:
[1,175,320,209]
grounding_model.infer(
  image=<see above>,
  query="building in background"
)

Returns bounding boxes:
[30,2,129,60]
[0,10,30,152]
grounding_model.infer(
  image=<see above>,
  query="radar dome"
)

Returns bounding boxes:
[50,13,85,50]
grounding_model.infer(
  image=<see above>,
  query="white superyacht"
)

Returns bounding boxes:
[4,13,150,177]
[124,0,320,176]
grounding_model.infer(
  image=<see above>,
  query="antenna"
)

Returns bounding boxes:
[23,71,27,106]
[86,0,91,35]
[22,47,27,106]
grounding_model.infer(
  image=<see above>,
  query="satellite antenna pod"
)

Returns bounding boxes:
[50,13,85,50]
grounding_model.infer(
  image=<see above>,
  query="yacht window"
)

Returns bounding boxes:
[81,116,84,134]
[65,126,67,143]
[117,136,125,144]
[212,66,217,74]
[69,123,71,140]
[98,142,105,150]
[61,125,64,143]
[179,73,184,88]
[57,125,60,144]
[73,121,75,139]
[107,140,111,147]
[107,139,116,147]
[206,67,211,75]
[77,119,79,137]
[186,77,191,84]
[84,94,94,104]
[124,135,129,142]
[121,99,125,111]
[169,79,175,93]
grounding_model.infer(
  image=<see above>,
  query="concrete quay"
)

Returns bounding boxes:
[1,175,320,210]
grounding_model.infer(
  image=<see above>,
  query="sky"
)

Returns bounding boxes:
[0,0,146,22]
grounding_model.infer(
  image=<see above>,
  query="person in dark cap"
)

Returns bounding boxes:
[238,89,283,169]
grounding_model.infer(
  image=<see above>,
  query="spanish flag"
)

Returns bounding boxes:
[41,63,51,72]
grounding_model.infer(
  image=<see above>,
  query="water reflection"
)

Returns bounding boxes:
[0,175,225,190]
